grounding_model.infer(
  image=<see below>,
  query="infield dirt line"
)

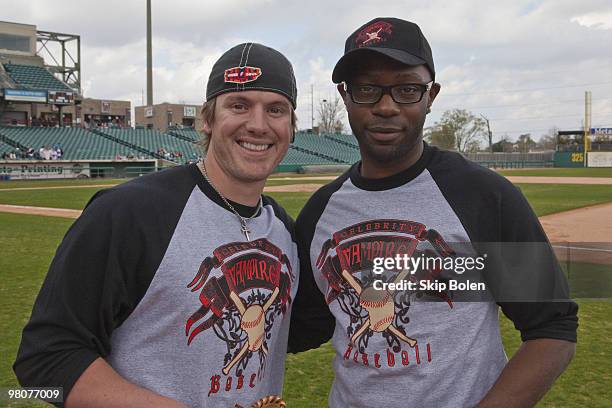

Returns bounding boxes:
[0,184,116,192]
[505,176,612,185]
[1,176,611,193]
[2,201,610,240]
[0,204,82,218]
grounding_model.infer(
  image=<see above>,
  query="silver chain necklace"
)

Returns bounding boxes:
[199,162,262,241]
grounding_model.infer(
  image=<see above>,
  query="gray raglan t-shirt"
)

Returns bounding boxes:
[14,164,298,408]
[290,143,578,407]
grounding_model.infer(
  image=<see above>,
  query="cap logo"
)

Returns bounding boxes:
[224,66,262,84]
[355,21,393,48]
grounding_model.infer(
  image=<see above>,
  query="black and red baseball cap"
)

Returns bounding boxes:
[332,17,435,83]
[206,42,297,108]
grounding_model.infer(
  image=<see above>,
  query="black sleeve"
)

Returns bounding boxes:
[287,175,349,353]
[12,189,141,405]
[13,166,195,405]
[427,149,578,343]
[495,183,578,343]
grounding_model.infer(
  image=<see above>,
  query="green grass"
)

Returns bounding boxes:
[0,187,101,210]
[265,179,327,187]
[0,213,73,407]
[562,262,612,299]
[266,192,314,218]
[515,184,612,216]
[1,182,611,407]
[0,178,124,189]
[1,183,611,219]
[498,168,612,178]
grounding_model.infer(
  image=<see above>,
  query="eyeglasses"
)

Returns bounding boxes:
[345,81,433,105]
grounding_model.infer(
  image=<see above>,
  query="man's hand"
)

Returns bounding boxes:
[476,338,576,408]
[65,358,188,408]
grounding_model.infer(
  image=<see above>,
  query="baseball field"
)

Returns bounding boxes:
[0,167,611,407]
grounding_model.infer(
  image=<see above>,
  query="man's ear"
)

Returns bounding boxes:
[202,118,212,135]
[337,83,350,108]
[426,82,441,113]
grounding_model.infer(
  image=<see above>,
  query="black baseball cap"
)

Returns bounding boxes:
[332,17,435,83]
[206,42,297,108]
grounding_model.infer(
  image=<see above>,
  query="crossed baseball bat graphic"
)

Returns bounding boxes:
[222,287,280,375]
[341,269,417,348]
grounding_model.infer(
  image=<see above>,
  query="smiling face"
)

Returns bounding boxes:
[338,54,440,178]
[203,90,293,184]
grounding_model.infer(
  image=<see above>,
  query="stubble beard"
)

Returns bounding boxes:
[354,114,426,165]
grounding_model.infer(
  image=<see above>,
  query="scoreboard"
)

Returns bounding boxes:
[48,91,75,105]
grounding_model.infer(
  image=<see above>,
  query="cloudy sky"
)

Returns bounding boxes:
[3,0,612,141]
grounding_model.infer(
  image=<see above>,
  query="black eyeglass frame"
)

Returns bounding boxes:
[344,81,434,105]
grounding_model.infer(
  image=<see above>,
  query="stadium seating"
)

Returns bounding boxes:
[167,127,201,142]
[292,133,360,164]
[96,128,202,163]
[0,126,364,171]
[0,126,146,160]
[0,139,14,155]
[3,64,73,92]
[323,133,360,148]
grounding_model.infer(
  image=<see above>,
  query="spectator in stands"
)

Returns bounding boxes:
[26,147,34,159]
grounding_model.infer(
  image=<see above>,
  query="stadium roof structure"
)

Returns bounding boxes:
[3,63,73,92]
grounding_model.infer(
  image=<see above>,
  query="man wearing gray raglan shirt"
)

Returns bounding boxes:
[289,18,578,407]
[15,43,299,408]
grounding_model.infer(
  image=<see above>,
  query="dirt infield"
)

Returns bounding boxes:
[505,176,612,185]
[540,202,612,265]
[264,184,323,192]
[0,204,82,219]
[539,202,612,242]
[1,198,610,264]
[0,184,114,192]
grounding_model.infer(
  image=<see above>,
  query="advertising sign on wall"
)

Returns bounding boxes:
[4,89,47,103]
[0,162,91,180]
[588,152,612,168]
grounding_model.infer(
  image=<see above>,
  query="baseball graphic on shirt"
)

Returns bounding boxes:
[317,219,454,353]
[359,288,394,332]
[185,239,294,377]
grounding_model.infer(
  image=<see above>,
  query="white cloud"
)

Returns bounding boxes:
[571,12,612,30]
[2,0,612,137]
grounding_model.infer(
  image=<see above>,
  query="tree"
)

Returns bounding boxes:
[424,124,455,150]
[317,97,344,134]
[492,135,514,152]
[516,133,536,153]
[428,109,486,152]
[536,127,558,150]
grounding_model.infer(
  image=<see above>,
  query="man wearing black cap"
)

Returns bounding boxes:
[290,18,577,407]
[15,43,298,408]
